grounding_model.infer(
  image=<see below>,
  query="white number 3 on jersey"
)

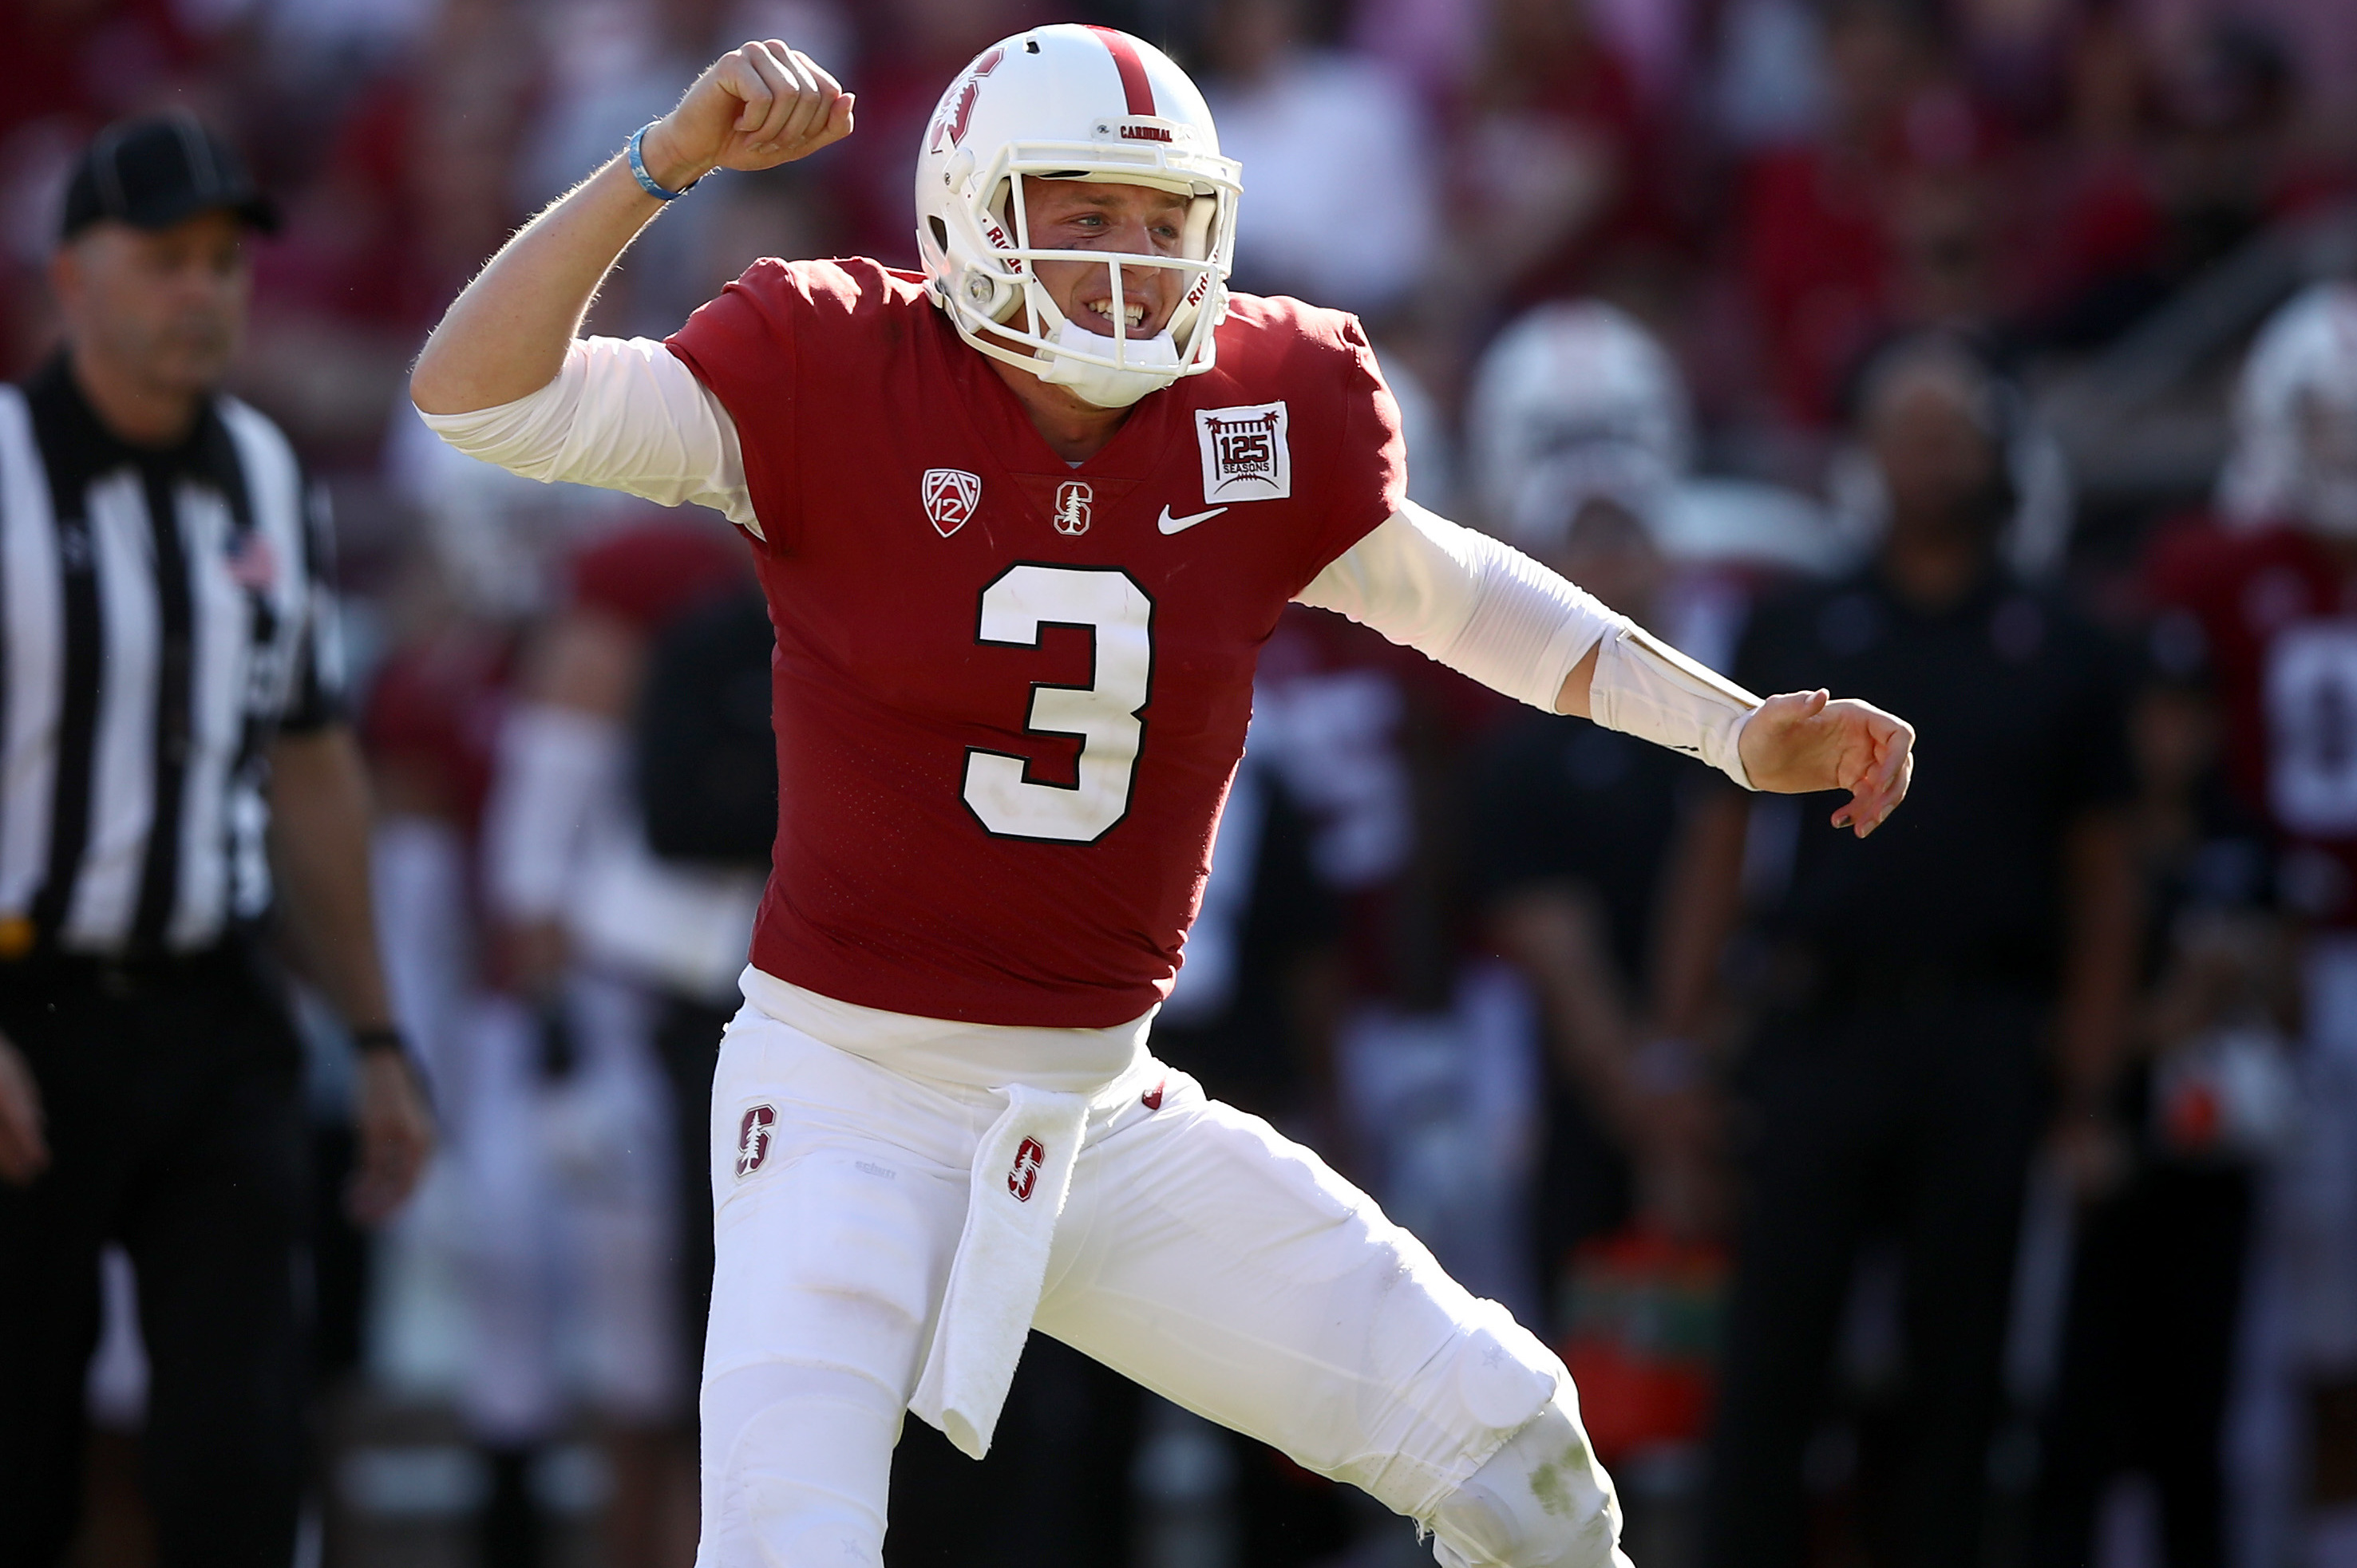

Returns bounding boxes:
[963,564,1154,843]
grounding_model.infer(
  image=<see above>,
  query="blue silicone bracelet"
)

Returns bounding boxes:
[627,122,700,201]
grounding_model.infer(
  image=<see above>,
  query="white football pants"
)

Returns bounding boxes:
[695,1004,1626,1567]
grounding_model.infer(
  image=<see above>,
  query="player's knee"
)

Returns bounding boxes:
[1426,1391,1630,1568]
[700,1362,898,1566]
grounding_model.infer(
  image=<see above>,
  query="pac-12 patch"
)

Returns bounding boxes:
[923,468,983,536]
[1195,401,1291,504]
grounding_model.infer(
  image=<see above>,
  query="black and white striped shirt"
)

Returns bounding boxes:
[0,356,343,958]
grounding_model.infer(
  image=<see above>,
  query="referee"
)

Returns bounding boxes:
[0,116,433,1566]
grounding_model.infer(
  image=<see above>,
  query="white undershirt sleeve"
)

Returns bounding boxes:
[1296,502,1763,788]
[415,337,760,536]
[1295,501,1621,713]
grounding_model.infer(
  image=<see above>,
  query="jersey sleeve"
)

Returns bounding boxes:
[1302,314,1410,582]
[666,259,809,553]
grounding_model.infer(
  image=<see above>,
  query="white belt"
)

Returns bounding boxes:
[909,1083,1091,1457]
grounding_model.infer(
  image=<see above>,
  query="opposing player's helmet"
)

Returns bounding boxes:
[1465,302,1691,553]
[2219,282,2357,536]
[914,24,1243,409]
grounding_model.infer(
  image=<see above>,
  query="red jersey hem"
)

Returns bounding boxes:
[749,939,1169,1031]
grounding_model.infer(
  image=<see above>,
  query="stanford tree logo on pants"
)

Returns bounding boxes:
[1006,1136,1046,1202]
[735,1104,777,1179]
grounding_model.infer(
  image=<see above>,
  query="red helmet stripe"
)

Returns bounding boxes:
[1086,26,1157,117]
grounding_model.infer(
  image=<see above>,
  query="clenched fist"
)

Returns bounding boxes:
[639,40,854,191]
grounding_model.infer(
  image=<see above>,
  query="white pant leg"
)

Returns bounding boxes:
[453,996,564,1444]
[556,972,682,1424]
[694,1012,987,1567]
[694,1014,1615,1566]
[1034,1072,1582,1530]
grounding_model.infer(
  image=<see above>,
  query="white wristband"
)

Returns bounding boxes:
[1587,622,1764,788]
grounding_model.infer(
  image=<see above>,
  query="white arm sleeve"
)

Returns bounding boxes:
[1295,501,1619,713]
[1587,622,1764,788]
[1296,502,1762,788]
[416,337,760,536]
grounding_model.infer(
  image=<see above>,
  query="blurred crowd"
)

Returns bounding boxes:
[12,0,2357,1565]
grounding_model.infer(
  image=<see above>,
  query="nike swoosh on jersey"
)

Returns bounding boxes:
[1157,505,1229,535]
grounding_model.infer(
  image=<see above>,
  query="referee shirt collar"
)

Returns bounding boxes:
[26,352,230,486]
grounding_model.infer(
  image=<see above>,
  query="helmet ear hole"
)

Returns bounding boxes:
[959,265,1022,325]
[928,215,950,252]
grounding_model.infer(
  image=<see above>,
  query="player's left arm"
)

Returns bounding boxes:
[1296,504,1916,837]
[1558,637,1916,837]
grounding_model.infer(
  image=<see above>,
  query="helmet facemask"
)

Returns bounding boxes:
[923,134,1241,409]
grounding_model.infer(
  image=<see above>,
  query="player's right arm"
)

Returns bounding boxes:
[1300,504,1916,837]
[410,40,849,417]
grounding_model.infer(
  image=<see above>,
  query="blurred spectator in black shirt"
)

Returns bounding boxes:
[1477,673,1710,1290]
[2029,633,2285,1568]
[1657,334,2140,1568]
[1465,301,1730,1303]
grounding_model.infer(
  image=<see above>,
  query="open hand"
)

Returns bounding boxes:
[0,1035,47,1186]
[640,40,854,190]
[1738,689,1916,837]
[349,1049,434,1225]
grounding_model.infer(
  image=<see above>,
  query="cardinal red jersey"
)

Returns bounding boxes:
[2147,518,2357,922]
[666,259,1405,1026]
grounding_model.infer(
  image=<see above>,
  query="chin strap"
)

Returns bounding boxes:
[1031,317,1184,408]
[1586,622,1764,790]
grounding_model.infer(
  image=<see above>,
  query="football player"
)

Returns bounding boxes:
[2148,282,2357,1554]
[409,27,1914,1567]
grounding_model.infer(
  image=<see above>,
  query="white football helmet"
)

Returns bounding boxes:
[1465,301,1692,554]
[2219,282,2357,536]
[913,24,1243,409]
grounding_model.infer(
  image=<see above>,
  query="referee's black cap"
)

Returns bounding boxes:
[60,113,279,243]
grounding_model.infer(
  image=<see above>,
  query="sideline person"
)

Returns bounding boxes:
[1655,337,2138,1568]
[0,113,433,1568]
